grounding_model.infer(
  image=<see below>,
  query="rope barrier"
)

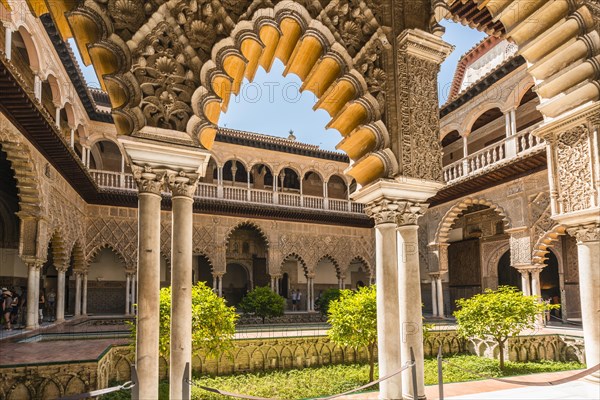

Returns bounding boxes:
[441,359,600,387]
[187,363,413,400]
[548,314,583,327]
[57,381,135,400]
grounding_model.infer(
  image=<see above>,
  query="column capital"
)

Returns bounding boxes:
[365,199,428,227]
[567,223,600,243]
[131,165,167,195]
[55,264,69,273]
[166,171,199,198]
[22,257,44,269]
[396,202,428,226]
[396,28,454,65]
[429,270,447,278]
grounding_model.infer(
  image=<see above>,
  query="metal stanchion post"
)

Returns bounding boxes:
[437,345,444,400]
[410,347,418,400]
[131,365,139,399]
[183,362,190,400]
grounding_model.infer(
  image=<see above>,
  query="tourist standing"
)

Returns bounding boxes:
[2,288,13,330]
[47,289,56,321]
[38,291,45,323]
[291,289,298,311]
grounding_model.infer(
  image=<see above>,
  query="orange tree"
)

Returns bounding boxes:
[327,285,377,381]
[454,286,557,370]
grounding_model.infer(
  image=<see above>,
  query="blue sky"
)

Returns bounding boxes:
[72,21,486,151]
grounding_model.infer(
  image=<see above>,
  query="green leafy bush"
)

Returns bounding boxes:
[239,286,285,324]
[316,288,342,316]
[130,282,238,359]
[327,285,377,381]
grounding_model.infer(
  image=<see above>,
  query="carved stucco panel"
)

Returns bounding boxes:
[396,48,443,181]
[555,125,595,214]
[509,228,532,266]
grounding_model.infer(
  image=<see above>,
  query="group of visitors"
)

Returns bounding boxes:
[1,287,57,331]
[290,289,302,311]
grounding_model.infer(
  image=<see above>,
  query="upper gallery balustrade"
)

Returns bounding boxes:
[442,125,544,184]
[89,169,364,214]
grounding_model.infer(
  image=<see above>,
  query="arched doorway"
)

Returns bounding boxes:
[541,251,561,318]
[497,250,521,290]
[194,254,213,287]
[225,223,268,305]
[446,203,509,312]
[222,263,249,307]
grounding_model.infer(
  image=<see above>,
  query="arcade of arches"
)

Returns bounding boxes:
[0,1,599,400]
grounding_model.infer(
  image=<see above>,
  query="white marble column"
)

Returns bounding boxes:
[125,273,131,315]
[530,268,542,299]
[213,274,218,293]
[430,277,438,316]
[436,274,445,318]
[131,273,137,315]
[4,26,12,60]
[397,209,427,400]
[218,275,223,297]
[82,273,88,316]
[56,267,67,322]
[55,106,62,127]
[168,173,197,400]
[74,272,82,317]
[306,276,312,311]
[25,261,41,330]
[520,269,531,296]
[367,209,402,399]
[568,224,600,381]
[132,167,165,400]
[34,75,42,101]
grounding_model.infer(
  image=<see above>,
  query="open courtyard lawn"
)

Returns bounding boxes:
[101,355,584,399]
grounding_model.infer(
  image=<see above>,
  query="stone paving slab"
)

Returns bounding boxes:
[344,370,597,399]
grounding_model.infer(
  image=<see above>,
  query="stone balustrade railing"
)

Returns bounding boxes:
[89,170,364,214]
[443,126,545,185]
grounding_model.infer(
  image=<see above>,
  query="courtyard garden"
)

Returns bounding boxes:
[101,355,584,399]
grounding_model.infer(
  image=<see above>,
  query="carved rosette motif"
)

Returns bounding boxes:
[567,224,600,243]
[555,125,594,213]
[167,171,200,198]
[131,165,166,195]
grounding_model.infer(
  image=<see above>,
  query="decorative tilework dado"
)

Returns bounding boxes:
[0,331,585,399]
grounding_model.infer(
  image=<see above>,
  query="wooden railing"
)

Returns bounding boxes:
[443,127,545,185]
[90,170,364,214]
